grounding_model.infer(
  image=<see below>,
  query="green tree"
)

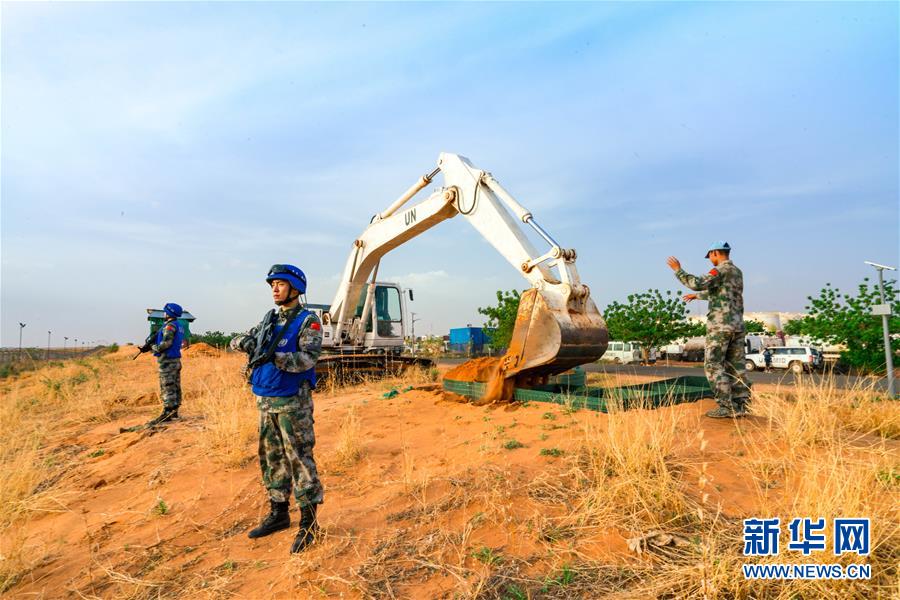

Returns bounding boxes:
[191,330,240,349]
[783,317,807,336]
[801,278,899,373]
[683,320,707,338]
[745,319,767,334]
[604,289,702,360]
[478,290,522,350]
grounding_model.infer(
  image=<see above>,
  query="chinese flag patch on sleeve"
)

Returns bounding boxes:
[310,322,321,331]
[708,269,719,277]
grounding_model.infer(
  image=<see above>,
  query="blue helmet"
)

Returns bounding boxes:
[163,302,183,318]
[266,264,307,294]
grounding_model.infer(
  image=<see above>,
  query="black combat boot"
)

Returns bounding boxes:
[147,407,178,427]
[248,500,290,539]
[289,504,319,554]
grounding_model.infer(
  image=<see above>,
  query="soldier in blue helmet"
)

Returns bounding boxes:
[147,302,186,426]
[230,264,324,554]
[668,242,751,418]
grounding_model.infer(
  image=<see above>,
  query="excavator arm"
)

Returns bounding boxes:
[327,153,608,390]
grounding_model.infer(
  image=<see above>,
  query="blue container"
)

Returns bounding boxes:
[448,327,497,356]
[449,327,495,345]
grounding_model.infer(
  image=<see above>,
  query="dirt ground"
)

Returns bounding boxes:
[2,351,897,599]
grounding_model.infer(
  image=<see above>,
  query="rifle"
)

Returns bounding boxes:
[244,307,304,380]
[133,333,155,360]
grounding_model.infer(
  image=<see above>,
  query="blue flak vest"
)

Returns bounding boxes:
[250,309,317,397]
[155,319,184,359]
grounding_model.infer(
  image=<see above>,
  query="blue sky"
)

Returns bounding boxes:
[2,2,898,346]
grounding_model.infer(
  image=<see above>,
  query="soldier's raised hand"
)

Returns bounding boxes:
[666,256,682,271]
[683,293,698,302]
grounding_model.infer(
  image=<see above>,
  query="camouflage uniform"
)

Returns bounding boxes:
[151,322,182,411]
[676,260,751,412]
[231,306,324,507]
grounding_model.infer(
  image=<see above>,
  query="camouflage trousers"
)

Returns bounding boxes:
[257,388,323,507]
[705,330,751,411]
[157,358,182,410]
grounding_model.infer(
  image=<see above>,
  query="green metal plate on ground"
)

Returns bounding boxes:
[442,376,712,413]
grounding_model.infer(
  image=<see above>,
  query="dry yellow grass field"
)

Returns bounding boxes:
[1,348,898,599]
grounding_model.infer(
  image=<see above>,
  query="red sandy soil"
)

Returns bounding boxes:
[4,379,788,599]
[443,357,502,383]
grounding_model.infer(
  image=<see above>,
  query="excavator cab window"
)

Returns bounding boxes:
[374,286,402,338]
[354,285,403,337]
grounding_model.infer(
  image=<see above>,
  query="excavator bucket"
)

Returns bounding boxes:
[483,288,608,401]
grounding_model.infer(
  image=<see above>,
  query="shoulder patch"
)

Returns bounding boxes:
[708,269,719,276]
[309,321,321,331]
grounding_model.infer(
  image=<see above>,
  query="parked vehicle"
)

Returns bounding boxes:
[681,337,707,362]
[745,346,824,373]
[601,341,642,364]
[744,334,782,354]
[660,341,684,360]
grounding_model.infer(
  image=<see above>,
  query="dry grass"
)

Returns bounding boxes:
[333,404,363,469]
[571,401,695,531]
[191,359,257,468]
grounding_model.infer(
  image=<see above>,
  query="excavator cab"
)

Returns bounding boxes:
[352,283,406,349]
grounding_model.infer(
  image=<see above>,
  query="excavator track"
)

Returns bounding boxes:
[316,353,434,387]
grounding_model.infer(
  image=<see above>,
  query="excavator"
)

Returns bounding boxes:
[315,152,608,396]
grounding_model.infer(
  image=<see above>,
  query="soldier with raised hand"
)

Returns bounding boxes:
[667,241,751,418]
[148,302,185,426]
[230,264,324,554]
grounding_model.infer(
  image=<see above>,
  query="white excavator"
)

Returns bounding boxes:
[315,152,608,391]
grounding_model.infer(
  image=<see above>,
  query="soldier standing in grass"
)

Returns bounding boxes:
[147,302,185,426]
[667,241,751,418]
[230,264,324,554]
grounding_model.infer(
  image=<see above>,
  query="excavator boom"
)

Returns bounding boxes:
[327,153,608,395]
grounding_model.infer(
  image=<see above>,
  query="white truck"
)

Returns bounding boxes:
[745,346,824,373]
[744,334,782,354]
[601,341,642,364]
[665,333,783,363]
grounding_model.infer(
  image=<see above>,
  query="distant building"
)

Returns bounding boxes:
[744,312,806,332]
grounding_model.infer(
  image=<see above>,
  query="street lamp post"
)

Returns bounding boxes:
[411,312,421,356]
[865,261,897,398]
[64,336,69,353]
[74,338,78,356]
[18,323,26,359]
[47,331,51,360]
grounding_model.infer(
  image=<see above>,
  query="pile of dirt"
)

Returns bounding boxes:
[443,357,502,382]
[442,357,514,403]
[184,342,220,356]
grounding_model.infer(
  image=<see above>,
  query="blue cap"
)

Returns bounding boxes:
[705,241,731,258]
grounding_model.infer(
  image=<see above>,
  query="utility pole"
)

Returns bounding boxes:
[18,323,26,359]
[64,336,69,353]
[74,338,78,356]
[410,312,421,356]
[865,261,897,398]
[46,331,51,360]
